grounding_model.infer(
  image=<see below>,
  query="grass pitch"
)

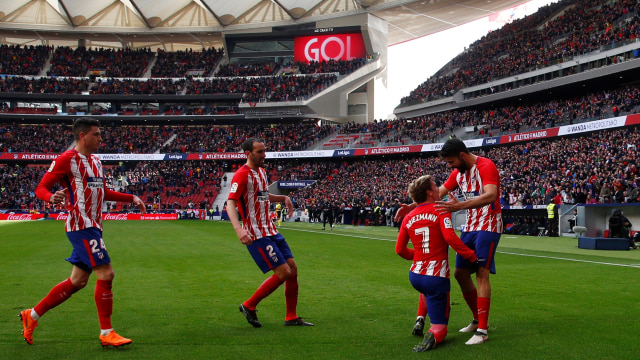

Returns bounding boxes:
[1,220,639,360]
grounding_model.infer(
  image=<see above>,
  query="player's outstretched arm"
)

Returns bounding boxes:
[394,202,416,222]
[104,189,146,214]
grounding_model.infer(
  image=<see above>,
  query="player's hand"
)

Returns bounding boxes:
[285,196,294,218]
[434,194,460,214]
[50,188,67,205]
[470,259,480,274]
[235,227,252,245]
[132,195,146,215]
[394,203,415,222]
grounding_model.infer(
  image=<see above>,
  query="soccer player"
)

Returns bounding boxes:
[396,138,502,345]
[20,117,146,347]
[227,137,313,328]
[396,175,478,352]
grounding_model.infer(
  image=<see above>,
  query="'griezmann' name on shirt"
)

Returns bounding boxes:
[405,213,438,229]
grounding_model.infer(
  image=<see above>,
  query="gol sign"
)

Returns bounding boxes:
[294,33,366,63]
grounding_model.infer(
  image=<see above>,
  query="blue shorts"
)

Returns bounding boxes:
[456,231,500,274]
[409,272,450,325]
[65,227,111,273]
[246,233,293,274]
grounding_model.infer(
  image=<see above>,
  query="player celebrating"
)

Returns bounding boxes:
[20,118,146,347]
[396,175,478,352]
[397,138,502,345]
[227,137,313,328]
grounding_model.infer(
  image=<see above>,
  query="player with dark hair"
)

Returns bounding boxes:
[396,175,478,352]
[227,137,313,328]
[397,138,502,345]
[20,117,146,347]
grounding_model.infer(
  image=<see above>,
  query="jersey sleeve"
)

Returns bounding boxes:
[395,218,415,260]
[443,169,460,192]
[478,158,500,186]
[227,169,246,203]
[439,214,477,262]
[35,154,70,202]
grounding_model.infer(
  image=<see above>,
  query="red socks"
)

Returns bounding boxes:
[95,279,113,330]
[284,274,299,321]
[33,278,78,317]
[244,274,284,310]
[477,296,491,331]
[429,324,448,344]
[417,293,428,318]
[462,289,478,320]
[32,277,116,331]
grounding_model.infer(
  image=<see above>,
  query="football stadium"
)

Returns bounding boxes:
[1,0,640,359]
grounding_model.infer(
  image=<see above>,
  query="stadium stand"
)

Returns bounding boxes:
[400,0,640,105]
[0,45,52,76]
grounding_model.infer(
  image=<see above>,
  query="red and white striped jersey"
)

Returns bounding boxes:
[396,203,476,277]
[228,165,278,240]
[36,149,106,232]
[443,156,502,233]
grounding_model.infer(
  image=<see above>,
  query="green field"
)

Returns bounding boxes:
[1,220,639,360]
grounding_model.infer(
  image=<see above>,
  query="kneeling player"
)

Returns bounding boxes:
[396,175,477,352]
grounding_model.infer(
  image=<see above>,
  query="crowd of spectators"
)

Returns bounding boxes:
[48,47,153,78]
[286,58,368,75]
[0,121,335,154]
[151,48,224,78]
[0,76,90,94]
[0,122,71,153]
[0,160,224,212]
[106,160,224,210]
[0,54,366,104]
[333,83,640,146]
[161,122,336,153]
[90,78,184,95]
[99,125,176,154]
[184,73,340,101]
[400,0,640,105]
[216,62,281,77]
[2,77,639,155]
[0,164,47,210]
[3,124,640,213]
[280,126,640,214]
[0,45,52,76]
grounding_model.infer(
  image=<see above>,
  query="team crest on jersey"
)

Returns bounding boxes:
[48,161,56,172]
[444,217,453,229]
[230,182,238,193]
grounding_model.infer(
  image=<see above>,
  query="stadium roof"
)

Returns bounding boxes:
[0,0,528,50]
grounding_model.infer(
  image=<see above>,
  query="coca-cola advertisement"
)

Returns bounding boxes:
[0,213,43,220]
[0,213,178,221]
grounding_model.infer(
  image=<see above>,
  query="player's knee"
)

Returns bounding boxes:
[275,265,292,281]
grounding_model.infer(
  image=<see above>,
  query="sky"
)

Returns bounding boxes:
[378,0,559,120]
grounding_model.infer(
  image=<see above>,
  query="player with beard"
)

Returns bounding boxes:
[227,138,313,328]
[396,138,502,345]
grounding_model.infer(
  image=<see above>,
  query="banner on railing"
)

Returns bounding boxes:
[0,213,178,220]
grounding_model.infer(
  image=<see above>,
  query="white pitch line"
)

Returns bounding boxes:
[282,227,640,268]
[498,251,640,269]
